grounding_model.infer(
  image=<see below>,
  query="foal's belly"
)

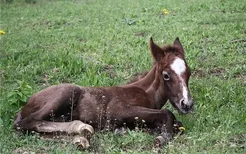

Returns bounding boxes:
[76,86,153,129]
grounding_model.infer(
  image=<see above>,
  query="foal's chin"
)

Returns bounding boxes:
[170,102,193,114]
[178,108,193,114]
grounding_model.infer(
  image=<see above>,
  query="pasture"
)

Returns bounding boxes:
[0,0,245,153]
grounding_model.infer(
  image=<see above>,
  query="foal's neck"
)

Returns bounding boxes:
[128,66,156,89]
[124,65,168,109]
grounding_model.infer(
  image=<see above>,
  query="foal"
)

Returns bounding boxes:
[14,37,194,149]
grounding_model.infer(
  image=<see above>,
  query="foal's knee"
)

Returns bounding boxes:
[162,109,176,121]
[160,109,177,133]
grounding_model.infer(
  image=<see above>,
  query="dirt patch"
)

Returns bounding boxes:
[229,134,246,151]
[41,73,49,84]
[230,38,246,44]
[193,68,227,79]
[192,69,206,78]
[233,73,246,84]
[134,32,146,37]
[208,67,226,78]
[77,38,87,43]
[100,65,116,79]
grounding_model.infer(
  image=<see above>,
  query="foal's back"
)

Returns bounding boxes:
[17,83,153,126]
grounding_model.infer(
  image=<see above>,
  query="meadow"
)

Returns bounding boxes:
[0,0,245,153]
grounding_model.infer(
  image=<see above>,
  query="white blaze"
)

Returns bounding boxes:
[170,58,189,103]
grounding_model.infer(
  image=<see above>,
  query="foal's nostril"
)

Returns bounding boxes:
[180,99,185,107]
[190,102,194,109]
[180,99,189,111]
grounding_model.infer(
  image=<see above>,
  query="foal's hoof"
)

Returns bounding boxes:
[78,123,94,137]
[114,127,127,135]
[73,135,90,150]
[154,136,165,148]
[69,120,94,137]
[154,135,170,148]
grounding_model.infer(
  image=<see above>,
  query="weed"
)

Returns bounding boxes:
[7,80,32,110]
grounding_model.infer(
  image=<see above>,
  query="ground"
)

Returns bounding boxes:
[0,0,246,153]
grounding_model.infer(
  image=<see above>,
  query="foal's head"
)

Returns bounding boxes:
[150,37,194,114]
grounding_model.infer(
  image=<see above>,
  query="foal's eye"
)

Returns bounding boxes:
[162,71,170,81]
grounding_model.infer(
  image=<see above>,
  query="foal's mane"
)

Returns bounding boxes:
[162,45,184,57]
[127,71,149,84]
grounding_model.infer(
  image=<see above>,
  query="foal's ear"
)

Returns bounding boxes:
[149,37,164,61]
[173,37,184,54]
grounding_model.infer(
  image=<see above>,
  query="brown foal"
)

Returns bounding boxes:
[14,37,194,149]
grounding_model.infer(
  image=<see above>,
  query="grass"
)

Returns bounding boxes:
[0,0,246,153]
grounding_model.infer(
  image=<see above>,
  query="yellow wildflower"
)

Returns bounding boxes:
[0,30,6,35]
[163,9,169,15]
[179,126,185,131]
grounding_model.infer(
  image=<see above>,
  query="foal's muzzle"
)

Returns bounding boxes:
[180,98,194,113]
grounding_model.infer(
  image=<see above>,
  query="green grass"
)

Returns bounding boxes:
[1,0,246,153]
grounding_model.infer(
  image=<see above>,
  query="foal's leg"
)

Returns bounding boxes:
[15,107,94,149]
[14,84,94,149]
[107,106,178,144]
[15,118,94,149]
[16,119,94,135]
[108,106,175,132]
